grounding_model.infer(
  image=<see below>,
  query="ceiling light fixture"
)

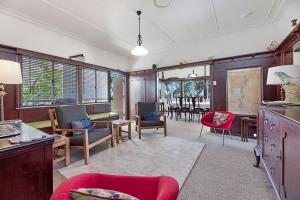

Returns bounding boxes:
[188,69,198,78]
[131,10,148,56]
[154,0,172,8]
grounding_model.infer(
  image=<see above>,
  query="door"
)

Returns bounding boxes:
[112,77,125,117]
[129,76,145,118]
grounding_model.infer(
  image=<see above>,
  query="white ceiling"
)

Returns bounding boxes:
[0,0,290,69]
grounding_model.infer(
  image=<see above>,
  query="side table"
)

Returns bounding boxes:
[53,134,70,166]
[112,120,132,144]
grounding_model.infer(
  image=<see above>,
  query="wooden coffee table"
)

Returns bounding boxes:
[112,120,132,144]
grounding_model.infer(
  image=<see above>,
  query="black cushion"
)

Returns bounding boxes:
[69,128,111,146]
[137,102,157,120]
[56,105,88,129]
[141,120,164,127]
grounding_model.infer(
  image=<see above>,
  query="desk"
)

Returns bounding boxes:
[112,120,132,144]
[0,123,54,200]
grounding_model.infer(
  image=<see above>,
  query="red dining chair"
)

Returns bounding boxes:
[199,111,235,146]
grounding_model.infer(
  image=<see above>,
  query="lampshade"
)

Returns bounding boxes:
[266,65,300,85]
[0,60,22,84]
[131,45,148,56]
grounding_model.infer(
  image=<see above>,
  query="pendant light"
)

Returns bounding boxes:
[131,10,148,56]
[188,69,197,78]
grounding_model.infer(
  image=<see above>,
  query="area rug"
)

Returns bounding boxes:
[59,134,205,188]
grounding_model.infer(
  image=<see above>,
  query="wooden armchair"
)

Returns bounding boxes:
[48,105,114,165]
[135,102,167,139]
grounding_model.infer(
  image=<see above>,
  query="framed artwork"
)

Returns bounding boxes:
[227,67,262,115]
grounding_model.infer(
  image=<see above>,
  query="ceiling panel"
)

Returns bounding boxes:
[0,0,289,58]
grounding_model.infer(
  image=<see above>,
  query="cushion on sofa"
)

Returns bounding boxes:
[71,118,94,135]
[69,128,111,146]
[143,112,159,121]
[70,188,139,200]
[56,105,88,129]
[213,112,230,125]
[141,120,164,127]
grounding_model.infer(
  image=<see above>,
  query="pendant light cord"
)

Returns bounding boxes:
[137,11,142,46]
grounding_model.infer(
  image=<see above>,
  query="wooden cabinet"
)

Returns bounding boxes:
[257,106,300,200]
[0,123,54,200]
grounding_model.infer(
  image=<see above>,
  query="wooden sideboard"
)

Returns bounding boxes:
[0,123,54,200]
[255,106,300,200]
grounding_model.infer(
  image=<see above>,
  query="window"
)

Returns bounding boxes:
[82,68,108,103]
[164,81,181,98]
[21,56,77,106]
[183,79,204,97]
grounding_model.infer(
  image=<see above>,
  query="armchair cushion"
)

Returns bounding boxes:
[137,102,157,120]
[141,120,164,127]
[213,112,230,125]
[56,105,88,129]
[69,128,111,146]
[143,112,159,121]
[71,118,94,135]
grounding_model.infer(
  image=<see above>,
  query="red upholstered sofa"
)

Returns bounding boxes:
[51,173,179,200]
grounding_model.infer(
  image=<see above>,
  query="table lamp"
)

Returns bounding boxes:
[0,60,22,121]
[267,65,300,104]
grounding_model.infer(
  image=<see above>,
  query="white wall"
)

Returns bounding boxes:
[0,12,130,71]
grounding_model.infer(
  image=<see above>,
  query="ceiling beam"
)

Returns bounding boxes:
[209,0,220,33]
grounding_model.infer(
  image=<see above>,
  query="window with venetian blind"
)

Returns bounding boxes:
[21,56,78,106]
[82,68,108,103]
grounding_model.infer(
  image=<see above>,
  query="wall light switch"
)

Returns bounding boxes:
[213,81,217,85]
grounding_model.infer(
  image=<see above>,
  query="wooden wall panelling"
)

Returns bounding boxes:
[211,52,280,136]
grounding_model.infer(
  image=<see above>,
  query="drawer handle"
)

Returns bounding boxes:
[271,143,276,147]
[270,124,276,131]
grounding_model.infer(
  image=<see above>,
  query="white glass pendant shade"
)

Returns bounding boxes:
[131,45,148,56]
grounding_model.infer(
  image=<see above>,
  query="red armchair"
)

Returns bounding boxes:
[200,111,235,146]
[51,173,179,200]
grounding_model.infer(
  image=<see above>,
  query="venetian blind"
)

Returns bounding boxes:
[21,56,77,106]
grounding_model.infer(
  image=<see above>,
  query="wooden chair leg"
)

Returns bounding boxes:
[65,139,70,166]
[83,146,89,165]
[138,126,142,139]
[111,136,114,147]
[83,132,89,165]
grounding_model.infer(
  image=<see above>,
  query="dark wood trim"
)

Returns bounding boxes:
[157,60,212,72]
[159,76,210,82]
[125,73,130,120]
[17,48,114,72]
[276,24,300,52]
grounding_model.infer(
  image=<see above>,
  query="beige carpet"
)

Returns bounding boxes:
[54,118,276,200]
[58,133,205,188]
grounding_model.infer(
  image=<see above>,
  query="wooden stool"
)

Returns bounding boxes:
[53,134,70,166]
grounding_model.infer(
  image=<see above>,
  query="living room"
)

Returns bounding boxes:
[0,0,300,200]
